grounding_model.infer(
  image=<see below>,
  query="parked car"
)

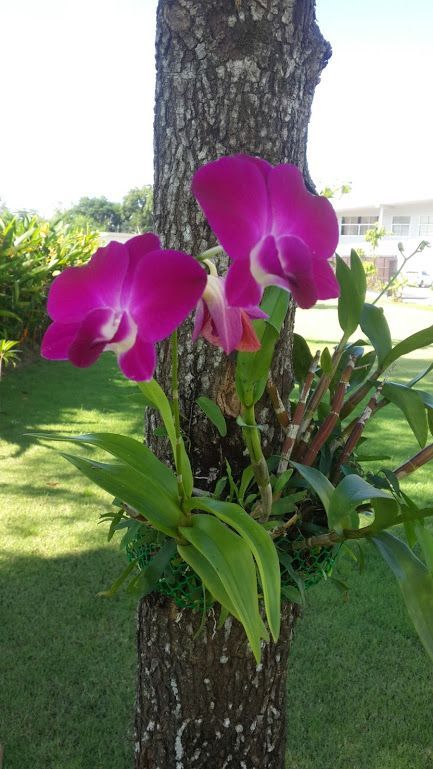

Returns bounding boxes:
[404,270,433,288]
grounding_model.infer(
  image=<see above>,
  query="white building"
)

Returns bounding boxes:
[334,198,433,277]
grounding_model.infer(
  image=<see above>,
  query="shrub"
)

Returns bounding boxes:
[0,211,99,343]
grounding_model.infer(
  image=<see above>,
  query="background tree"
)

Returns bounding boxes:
[121,185,153,232]
[59,195,123,231]
[135,2,332,767]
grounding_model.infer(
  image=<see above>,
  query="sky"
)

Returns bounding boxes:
[1,0,432,215]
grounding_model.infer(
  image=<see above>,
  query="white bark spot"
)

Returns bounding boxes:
[235,724,244,733]
[175,719,190,768]
[256,663,263,672]
[146,721,155,732]
[223,718,231,728]
[220,655,229,664]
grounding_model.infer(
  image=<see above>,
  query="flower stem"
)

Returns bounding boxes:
[196,245,224,261]
[242,404,273,520]
[171,330,187,502]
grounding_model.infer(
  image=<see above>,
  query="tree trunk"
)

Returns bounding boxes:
[148,0,331,483]
[135,596,298,769]
[135,2,331,766]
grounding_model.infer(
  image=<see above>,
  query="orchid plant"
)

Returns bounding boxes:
[34,155,433,664]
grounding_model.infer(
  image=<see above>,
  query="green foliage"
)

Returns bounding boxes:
[121,186,153,233]
[58,196,123,232]
[372,531,433,663]
[57,185,153,233]
[236,286,289,406]
[0,339,20,378]
[0,210,99,341]
[336,251,366,338]
[196,396,227,436]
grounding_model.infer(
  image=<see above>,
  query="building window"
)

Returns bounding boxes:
[340,215,379,236]
[419,215,433,236]
[391,216,410,236]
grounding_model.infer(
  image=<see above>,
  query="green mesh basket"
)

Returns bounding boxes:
[128,530,338,612]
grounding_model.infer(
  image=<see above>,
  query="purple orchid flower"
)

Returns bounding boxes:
[41,233,207,381]
[192,154,340,309]
[192,273,266,354]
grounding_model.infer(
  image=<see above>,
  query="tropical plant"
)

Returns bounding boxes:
[0,210,99,342]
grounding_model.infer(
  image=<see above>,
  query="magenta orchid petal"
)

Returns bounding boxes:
[118,336,157,381]
[202,275,243,354]
[193,274,264,354]
[192,155,270,260]
[67,308,114,367]
[123,233,161,293]
[47,241,129,323]
[225,259,263,308]
[237,312,261,352]
[268,165,339,258]
[277,235,318,309]
[41,322,79,360]
[311,256,341,300]
[193,154,339,308]
[130,249,206,343]
[192,299,206,343]
[42,234,207,381]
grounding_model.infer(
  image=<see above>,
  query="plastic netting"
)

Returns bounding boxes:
[128,533,338,611]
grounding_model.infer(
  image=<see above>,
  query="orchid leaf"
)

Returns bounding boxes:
[336,253,366,338]
[329,476,394,533]
[381,325,433,370]
[128,539,177,596]
[290,462,334,515]
[382,383,428,448]
[29,431,178,500]
[196,396,227,437]
[186,497,281,641]
[138,379,193,497]
[372,531,433,663]
[60,452,182,538]
[180,514,268,661]
[236,286,289,406]
[360,303,392,366]
[293,333,313,384]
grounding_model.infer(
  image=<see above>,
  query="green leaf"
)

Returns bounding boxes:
[293,334,313,384]
[329,475,394,533]
[235,286,289,406]
[179,514,268,661]
[186,497,281,641]
[360,303,392,366]
[407,362,433,388]
[30,432,178,500]
[98,559,138,597]
[196,396,227,437]
[238,465,255,504]
[320,347,333,376]
[371,497,400,531]
[138,379,193,497]
[336,254,365,337]
[381,325,433,370]
[177,543,240,620]
[60,453,183,538]
[290,462,334,515]
[382,383,428,448]
[372,531,433,663]
[129,539,177,596]
[415,523,433,574]
[281,585,304,604]
[273,469,294,495]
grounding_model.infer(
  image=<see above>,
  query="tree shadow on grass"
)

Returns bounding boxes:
[0,548,137,769]
[0,356,146,459]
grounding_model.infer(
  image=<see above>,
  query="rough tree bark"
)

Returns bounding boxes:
[135,2,331,766]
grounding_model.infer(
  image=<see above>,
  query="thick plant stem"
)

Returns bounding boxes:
[302,355,357,467]
[332,385,383,482]
[278,350,320,473]
[171,331,186,502]
[242,404,272,520]
[394,444,433,479]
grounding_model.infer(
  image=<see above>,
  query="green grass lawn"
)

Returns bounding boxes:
[1,302,432,769]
